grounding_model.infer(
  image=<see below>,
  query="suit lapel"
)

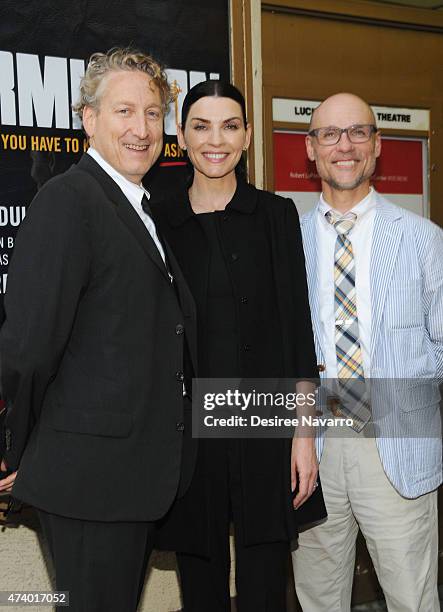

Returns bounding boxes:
[370,194,404,357]
[114,198,170,281]
[301,204,326,360]
[76,154,170,281]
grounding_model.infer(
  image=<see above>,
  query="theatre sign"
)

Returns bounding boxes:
[272,98,430,131]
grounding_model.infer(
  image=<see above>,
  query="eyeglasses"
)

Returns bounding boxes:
[308,124,377,146]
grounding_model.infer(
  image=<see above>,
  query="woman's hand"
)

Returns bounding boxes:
[291,436,318,509]
[0,460,17,493]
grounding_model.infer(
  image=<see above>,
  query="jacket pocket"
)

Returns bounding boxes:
[384,279,423,329]
[50,409,132,438]
[396,379,441,413]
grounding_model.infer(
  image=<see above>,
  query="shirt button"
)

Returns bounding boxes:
[176,422,185,432]
[175,324,184,335]
[240,296,248,304]
[231,253,238,261]
[175,371,185,382]
[243,344,251,352]
[317,364,326,372]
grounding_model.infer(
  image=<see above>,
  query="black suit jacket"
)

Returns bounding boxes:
[0,154,197,522]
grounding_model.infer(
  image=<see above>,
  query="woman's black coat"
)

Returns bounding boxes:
[152,180,326,554]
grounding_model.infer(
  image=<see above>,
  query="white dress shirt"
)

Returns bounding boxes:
[317,188,376,378]
[87,147,166,264]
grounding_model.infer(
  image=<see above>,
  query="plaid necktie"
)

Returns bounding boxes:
[325,210,370,432]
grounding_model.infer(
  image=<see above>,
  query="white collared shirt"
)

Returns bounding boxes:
[317,188,376,378]
[87,147,166,264]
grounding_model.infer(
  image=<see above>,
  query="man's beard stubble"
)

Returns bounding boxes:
[323,158,377,192]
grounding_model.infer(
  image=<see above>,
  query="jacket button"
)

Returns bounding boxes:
[222,214,230,221]
[317,364,326,372]
[243,344,251,352]
[240,296,248,304]
[175,324,184,335]
[231,253,238,261]
[176,422,185,432]
[5,428,12,451]
[175,371,185,382]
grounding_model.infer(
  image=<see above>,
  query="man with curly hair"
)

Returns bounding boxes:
[0,47,196,611]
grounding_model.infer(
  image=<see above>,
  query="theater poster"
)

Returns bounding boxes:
[0,0,230,304]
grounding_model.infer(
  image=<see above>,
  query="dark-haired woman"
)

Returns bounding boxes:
[153,80,326,612]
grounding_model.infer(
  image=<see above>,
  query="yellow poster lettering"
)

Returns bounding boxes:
[31,136,61,152]
[64,137,80,153]
[164,143,185,158]
[0,134,27,150]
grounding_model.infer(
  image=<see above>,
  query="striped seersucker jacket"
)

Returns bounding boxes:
[300,192,443,498]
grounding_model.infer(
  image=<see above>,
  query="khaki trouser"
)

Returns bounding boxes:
[292,431,439,612]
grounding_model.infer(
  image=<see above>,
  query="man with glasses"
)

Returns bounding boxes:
[292,92,442,611]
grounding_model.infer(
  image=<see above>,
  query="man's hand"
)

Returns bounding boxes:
[291,436,318,509]
[0,459,17,493]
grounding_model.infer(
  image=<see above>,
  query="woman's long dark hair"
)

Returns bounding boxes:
[180,80,248,182]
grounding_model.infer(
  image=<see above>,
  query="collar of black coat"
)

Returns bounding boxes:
[160,178,259,227]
